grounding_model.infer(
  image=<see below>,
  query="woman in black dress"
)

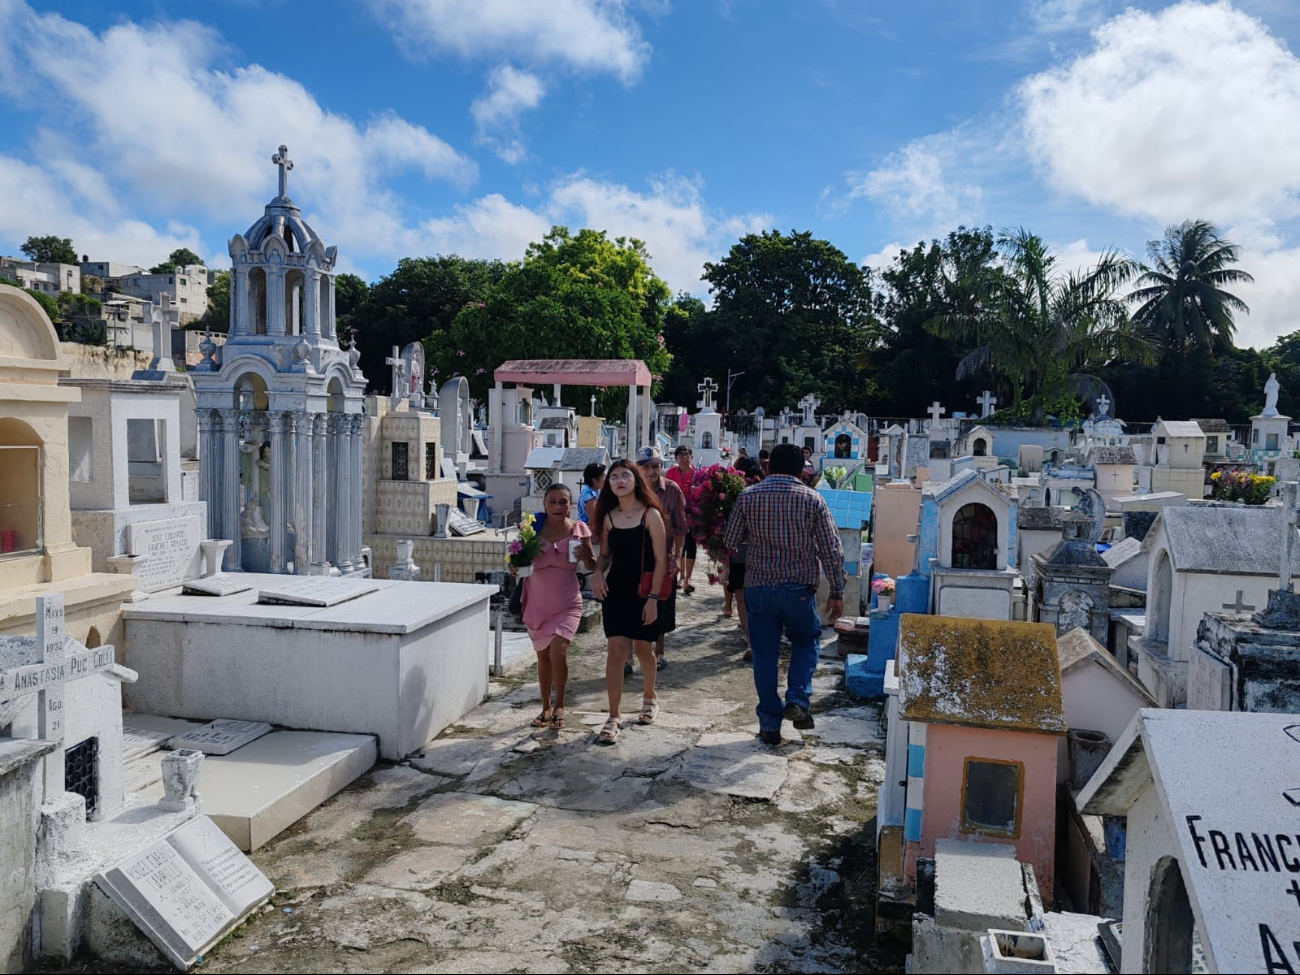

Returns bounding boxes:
[590,459,668,745]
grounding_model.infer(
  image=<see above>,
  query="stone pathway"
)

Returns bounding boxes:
[65,581,904,974]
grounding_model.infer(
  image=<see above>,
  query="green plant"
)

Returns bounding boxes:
[1209,469,1274,505]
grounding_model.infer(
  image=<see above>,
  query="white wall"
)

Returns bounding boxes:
[1059,662,1150,783]
[1119,785,1182,975]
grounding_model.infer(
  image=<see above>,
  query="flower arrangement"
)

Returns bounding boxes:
[823,465,848,489]
[871,576,896,597]
[1210,469,1275,505]
[505,512,542,570]
[689,464,749,568]
[719,446,733,460]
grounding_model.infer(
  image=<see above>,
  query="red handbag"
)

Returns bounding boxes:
[636,511,674,601]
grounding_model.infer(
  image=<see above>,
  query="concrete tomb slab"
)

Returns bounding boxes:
[121,724,175,763]
[141,731,377,851]
[257,577,379,607]
[167,719,272,756]
[93,815,273,970]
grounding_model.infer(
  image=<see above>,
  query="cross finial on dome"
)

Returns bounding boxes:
[272,145,294,198]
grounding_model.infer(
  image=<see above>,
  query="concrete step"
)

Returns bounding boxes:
[134,728,376,851]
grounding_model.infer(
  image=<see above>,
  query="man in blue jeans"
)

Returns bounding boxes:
[724,442,845,745]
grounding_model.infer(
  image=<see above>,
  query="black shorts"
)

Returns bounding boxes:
[683,535,697,560]
[726,561,746,592]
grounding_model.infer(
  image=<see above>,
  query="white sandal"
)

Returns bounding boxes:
[597,716,621,745]
[639,696,659,725]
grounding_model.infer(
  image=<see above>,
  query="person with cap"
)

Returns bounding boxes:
[635,445,688,672]
[665,445,698,595]
[723,442,845,746]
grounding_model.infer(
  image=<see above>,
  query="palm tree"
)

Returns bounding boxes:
[1129,220,1253,352]
[928,228,1152,415]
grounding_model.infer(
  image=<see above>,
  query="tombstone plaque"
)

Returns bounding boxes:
[122,725,174,763]
[94,815,274,970]
[182,576,254,597]
[168,718,272,756]
[446,508,487,536]
[127,517,204,592]
[257,577,379,607]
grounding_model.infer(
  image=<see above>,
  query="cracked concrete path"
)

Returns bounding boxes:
[71,581,904,974]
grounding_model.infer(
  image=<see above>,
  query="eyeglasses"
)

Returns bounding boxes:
[608,472,636,483]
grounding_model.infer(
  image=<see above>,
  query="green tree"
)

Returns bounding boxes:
[20,235,77,264]
[428,227,672,405]
[194,271,230,332]
[663,230,874,412]
[334,273,369,322]
[351,256,508,391]
[1129,220,1253,353]
[18,286,60,321]
[929,227,1150,416]
[863,226,999,417]
[149,247,204,273]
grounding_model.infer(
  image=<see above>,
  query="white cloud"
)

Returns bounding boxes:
[419,194,553,261]
[1019,1,1300,228]
[842,133,985,234]
[1025,0,1114,34]
[0,2,475,270]
[548,173,774,293]
[369,0,650,82]
[1228,243,1300,349]
[471,65,546,164]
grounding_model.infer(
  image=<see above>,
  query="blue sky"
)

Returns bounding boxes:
[3,0,1300,348]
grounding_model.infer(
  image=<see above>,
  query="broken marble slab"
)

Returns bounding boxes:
[673,732,789,800]
[167,719,273,756]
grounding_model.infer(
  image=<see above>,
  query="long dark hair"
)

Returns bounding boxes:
[594,459,663,530]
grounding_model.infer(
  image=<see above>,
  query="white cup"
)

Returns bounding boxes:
[568,538,582,563]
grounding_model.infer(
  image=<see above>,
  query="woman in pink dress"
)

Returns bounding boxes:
[520,484,594,729]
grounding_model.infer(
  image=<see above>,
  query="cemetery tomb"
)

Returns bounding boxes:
[123,575,493,759]
[191,146,369,577]
[1081,709,1300,974]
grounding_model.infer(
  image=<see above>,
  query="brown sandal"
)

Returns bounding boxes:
[531,710,553,728]
[551,708,566,729]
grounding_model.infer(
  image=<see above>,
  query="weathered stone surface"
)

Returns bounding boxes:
[674,733,789,800]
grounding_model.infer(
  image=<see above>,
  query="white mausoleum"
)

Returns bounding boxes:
[192,146,368,575]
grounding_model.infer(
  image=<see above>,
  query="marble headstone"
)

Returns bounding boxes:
[168,719,272,756]
[127,517,204,593]
[95,815,273,970]
[256,577,379,607]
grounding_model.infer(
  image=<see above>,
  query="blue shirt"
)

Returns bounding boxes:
[577,485,599,524]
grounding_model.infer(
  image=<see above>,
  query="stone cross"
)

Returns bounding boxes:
[1222,590,1256,614]
[798,394,820,425]
[779,407,792,428]
[1097,393,1110,417]
[978,390,996,418]
[386,346,406,411]
[1280,482,1298,593]
[147,295,178,373]
[272,144,294,198]
[927,401,946,426]
[35,593,66,794]
[697,377,718,412]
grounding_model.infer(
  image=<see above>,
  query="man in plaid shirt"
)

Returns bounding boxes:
[724,442,845,745]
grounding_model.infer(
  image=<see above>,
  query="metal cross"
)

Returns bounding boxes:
[978,390,996,418]
[697,377,718,411]
[1222,590,1256,614]
[272,144,294,198]
[927,401,946,425]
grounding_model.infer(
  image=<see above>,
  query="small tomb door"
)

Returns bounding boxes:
[951,502,998,569]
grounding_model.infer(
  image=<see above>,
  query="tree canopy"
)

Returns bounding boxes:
[149,248,204,273]
[660,230,874,412]
[20,235,77,265]
[425,227,673,409]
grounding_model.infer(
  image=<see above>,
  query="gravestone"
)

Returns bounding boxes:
[94,815,274,970]
[256,577,379,607]
[182,576,254,597]
[122,725,173,763]
[446,508,487,536]
[168,719,273,756]
[126,517,204,592]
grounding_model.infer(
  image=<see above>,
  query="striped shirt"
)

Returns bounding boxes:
[723,475,846,597]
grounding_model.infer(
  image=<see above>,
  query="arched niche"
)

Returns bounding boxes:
[284,269,305,336]
[1144,857,1194,974]
[234,371,270,412]
[0,417,44,557]
[247,267,268,335]
[1152,550,1174,642]
[973,437,988,457]
[0,285,61,361]
[951,502,998,570]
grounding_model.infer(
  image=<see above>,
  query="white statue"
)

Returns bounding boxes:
[1264,373,1281,417]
